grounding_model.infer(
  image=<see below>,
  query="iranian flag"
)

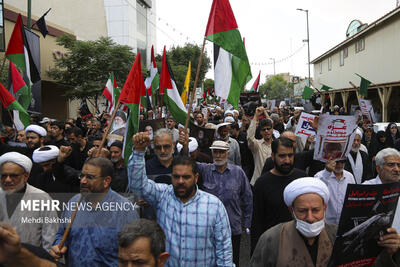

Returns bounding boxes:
[102,72,119,113]
[0,82,30,128]
[159,46,187,125]
[205,0,252,109]
[9,62,31,109]
[119,53,146,162]
[5,14,41,89]
[251,70,261,92]
[144,45,160,109]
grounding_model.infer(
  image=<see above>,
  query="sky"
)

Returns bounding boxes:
[155,0,397,88]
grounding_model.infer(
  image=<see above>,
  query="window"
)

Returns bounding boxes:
[355,39,365,53]
[328,57,332,71]
[0,0,4,51]
[343,47,348,58]
[340,50,344,66]
[319,62,322,74]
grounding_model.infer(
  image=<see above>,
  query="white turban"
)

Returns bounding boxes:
[32,145,60,163]
[232,110,239,115]
[176,137,199,153]
[0,152,32,173]
[224,110,233,116]
[355,128,363,139]
[25,125,47,137]
[224,116,235,123]
[283,177,330,207]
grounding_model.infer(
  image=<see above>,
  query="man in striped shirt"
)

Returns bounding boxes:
[128,131,234,267]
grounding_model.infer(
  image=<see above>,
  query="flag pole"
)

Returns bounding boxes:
[95,101,121,156]
[58,194,83,249]
[7,109,19,133]
[182,37,206,154]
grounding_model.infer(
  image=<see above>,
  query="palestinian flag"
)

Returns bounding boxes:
[0,82,30,128]
[181,61,191,105]
[251,70,261,92]
[5,14,41,86]
[102,72,119,113]
[159,46,187,125]
[144,45,159,109]
[9,62,31,109]
[118,53,146,163]
[205,0,252,109]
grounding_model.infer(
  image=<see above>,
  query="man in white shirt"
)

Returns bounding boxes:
[314,158,355,224]
[363,148,400,232]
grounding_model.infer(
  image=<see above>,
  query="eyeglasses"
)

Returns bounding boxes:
[79,173,103,180]
[261,127,272,131]
[154,144,172,151]
[1,173,23,180]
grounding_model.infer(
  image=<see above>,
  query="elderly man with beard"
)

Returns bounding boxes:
[250,177,400,267]
[128,132,234,267]
[0,152,58,251]
[196,140,252,267]
[216,122,241,166]
[363,148,400,232]
[345,129,373,183]
[50,157,138,266]
[251,137,307,254]
[314,158,355,224]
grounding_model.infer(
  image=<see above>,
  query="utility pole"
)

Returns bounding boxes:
[269,58,276,75]
[27,0,32,29]
[297,8,311,86]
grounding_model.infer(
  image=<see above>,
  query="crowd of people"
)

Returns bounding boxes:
[0,101,400,267]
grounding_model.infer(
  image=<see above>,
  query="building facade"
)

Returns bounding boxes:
[311,7,400,122]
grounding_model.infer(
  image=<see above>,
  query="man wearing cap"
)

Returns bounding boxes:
[216,122,241,166]
[197,140,252,267]
[314,158,355,225]
[250,177,400,266]
[247,106,273,185]
[0,152,58,251]
[345,129,373,184]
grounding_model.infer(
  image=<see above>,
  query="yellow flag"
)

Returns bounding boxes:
[181,61,191,105]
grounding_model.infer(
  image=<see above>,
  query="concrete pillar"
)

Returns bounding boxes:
[329,92,336,111]
[340,91,349,112]
[377,86,393,122]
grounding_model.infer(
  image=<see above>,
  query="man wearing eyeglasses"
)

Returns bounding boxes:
[247,106,273,186]
[49,157,139,266]
[0,152,58,252]
[363,148,400,232]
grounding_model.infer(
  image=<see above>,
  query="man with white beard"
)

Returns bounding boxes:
[196,140,253,267]
[345,129,373,183]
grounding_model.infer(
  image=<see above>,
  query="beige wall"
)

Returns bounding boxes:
[313,14,400,90]
[5,2,108,41]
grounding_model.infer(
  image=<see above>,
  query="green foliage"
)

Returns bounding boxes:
[47,34,135,100]
[204,78,214,91]
[0,55,9,86]
[154,43,211,94]
[259,75,293,100]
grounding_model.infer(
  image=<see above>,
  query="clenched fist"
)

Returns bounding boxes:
[133,132,151,152]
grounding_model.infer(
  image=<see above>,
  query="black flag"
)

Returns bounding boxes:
[33,8,51,38]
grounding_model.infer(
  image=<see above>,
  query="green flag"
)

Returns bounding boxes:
[321,84,332,92]
[302,86,314,99]
[355,73,371,97]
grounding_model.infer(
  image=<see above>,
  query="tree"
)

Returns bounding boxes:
[259,75,291,100]
[154,43,211,94]
[47,34,136,109]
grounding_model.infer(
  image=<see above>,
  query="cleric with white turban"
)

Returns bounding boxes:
[0,151,33,173]
[176,137,199,153]
[25,124,47,137]
[32,145,60,163]
[283,177,330,207]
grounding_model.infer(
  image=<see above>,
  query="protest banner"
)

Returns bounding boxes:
[190,123,215,155]
[314,114,358,162]
[359,99,376,125]
[295,112,316,138]
[266,100,276,110]
[139,119,165,141]
[328,182,400,267]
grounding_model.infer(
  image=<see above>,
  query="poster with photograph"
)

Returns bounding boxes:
[328,182,400,267]
[190,123,215,154]
[139,119,165,141]
[359,99,376,125]
[295,112,316,137]
[266,100,276,110]
[279,100,286,108]
[314,114,357,162]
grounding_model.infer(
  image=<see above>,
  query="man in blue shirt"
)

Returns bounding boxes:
[129,131,234,267]
[197,140,253,267]
[50,157,139,266]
